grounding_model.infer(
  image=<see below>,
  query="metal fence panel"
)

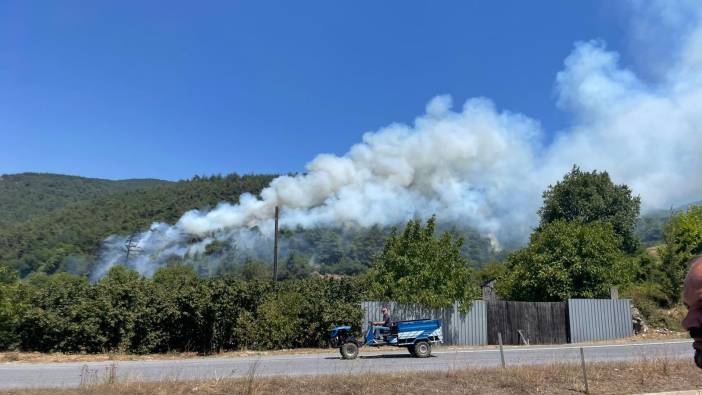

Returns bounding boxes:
[363,299,632,345]
[361,301,487,345]
[568,298,633,343]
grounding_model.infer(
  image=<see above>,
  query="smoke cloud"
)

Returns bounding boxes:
[92,1,702,279]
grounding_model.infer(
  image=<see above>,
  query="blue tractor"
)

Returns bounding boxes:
[330,319,442,359]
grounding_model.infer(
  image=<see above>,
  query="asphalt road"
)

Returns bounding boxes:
[0,340,694,389]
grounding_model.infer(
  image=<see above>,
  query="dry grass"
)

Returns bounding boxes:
[2,359,701,395]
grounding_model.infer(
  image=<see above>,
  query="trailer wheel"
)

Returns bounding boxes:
[340,342,359,360]
[413,341,431,358]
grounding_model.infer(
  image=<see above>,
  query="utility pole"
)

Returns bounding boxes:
[124,233,142,266]
[273,206,280,282]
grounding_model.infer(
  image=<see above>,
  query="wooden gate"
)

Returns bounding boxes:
[486,301,568,345]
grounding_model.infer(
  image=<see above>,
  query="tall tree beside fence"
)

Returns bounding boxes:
[369,216,479,312]
[498,220,625,302]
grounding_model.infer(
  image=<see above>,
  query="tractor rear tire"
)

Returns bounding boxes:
[340,342,359,360]
[413,341,431,358]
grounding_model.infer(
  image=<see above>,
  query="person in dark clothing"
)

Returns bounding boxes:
[682,255,702,368]
[372,307,392,339]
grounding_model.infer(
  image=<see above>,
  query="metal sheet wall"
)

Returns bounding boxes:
[568,299,633,343]
[361,301,487,345]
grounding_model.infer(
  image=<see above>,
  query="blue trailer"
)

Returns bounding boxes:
[330,319,443,359]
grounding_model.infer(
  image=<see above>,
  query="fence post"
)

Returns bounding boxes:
[580,347,589,394]
[498,332,505,368]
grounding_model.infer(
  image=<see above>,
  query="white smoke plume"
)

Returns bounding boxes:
[92,0,702,279]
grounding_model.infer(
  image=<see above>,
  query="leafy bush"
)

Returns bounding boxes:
[3,266,366,353]
[498,220,625,301]
[369,216,479,311]
[659,206,702,303]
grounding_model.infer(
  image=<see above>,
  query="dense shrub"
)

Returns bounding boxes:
[2,266,366,353]
[659,206,702,303]
[369,216,479,311]
[498,220,625,301]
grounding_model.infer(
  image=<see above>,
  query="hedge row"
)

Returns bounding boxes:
[0,265,365,353]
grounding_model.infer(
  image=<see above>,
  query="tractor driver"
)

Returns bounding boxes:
[372,307,393,337]
[682,254,702,368]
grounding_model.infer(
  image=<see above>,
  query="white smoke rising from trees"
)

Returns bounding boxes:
[92,0,702,278]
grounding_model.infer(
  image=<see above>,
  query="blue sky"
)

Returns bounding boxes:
[0,1,632,180]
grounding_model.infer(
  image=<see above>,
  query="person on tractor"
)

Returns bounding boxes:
[682,254,702,368]
[372,306,393,338]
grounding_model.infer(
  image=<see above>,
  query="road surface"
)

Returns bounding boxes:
[0,340,694,389]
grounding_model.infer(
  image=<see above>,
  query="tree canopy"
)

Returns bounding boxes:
[0,173,169,227]
[369,216,479,310]
[0,173,275,277]
[539,166,641,253]
[498,220,625,301]
[659,205,702,303]
[0,172,498,279]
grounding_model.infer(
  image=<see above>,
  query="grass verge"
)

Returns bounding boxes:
[1,358,701,394]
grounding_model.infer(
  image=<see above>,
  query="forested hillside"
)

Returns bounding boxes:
[0,173,170,226]
[0,172,498,279]
[0,174,275,277]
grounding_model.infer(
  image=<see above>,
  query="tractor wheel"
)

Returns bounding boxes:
[413,341,431,358]
[340,342,359,360]
[408,345,417,357]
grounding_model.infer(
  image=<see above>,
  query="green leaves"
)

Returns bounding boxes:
[539,166,641,253]
[2,266,367,353]
[658,206,702,303]
[369,216,479,311]
[0,174,276,277]
[499,220,624,302]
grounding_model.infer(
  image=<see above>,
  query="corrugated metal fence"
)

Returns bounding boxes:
[361,301,487,345]
[568,298,633,343]
[362,298,633,345]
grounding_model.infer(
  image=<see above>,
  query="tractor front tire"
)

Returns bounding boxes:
[340,342,359,360]
[413,341,431,358]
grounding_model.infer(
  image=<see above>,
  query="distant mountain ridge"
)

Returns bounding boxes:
[0,173,170,226]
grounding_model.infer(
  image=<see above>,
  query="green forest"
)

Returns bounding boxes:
[0,168,700,353]
[0,173,497,279]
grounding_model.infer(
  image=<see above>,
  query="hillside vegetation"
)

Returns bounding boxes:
[1,166,701,353]
[0,173,169,226]
[0,173,498,278]
[0,174,275,276]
